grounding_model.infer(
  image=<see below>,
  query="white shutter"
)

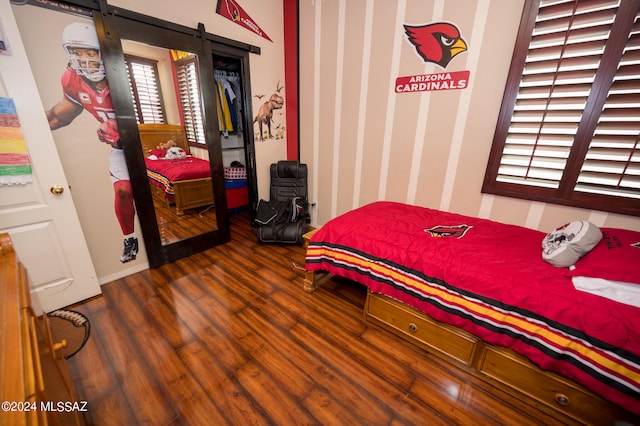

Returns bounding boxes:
[124,56,165,124]
[131,62,164,123]
[497,0,621,188]
[576,11,640,199]
[175,56,206,145]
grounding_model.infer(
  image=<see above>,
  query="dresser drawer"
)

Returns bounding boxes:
[365,292,479,366]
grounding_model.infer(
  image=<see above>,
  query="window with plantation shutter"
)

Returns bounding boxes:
[174,55,206,145]
[124,55,165,124]
[483,0,640,216]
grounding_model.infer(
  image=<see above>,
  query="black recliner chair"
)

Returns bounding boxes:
[255,160,309,244]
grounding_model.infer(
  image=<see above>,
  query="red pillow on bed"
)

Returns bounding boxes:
[148,149,167,158]
[568,228,640,284]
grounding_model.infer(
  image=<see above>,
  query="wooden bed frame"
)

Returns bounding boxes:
[302,231,638,425]
[138,124,214,215]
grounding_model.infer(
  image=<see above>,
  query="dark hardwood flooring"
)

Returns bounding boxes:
[151,190,217,245]
[65,212,568,425]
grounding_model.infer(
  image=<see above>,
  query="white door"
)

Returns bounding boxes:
[0,0,100,312]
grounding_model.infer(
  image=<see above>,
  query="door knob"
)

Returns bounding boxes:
[50,185,64,195]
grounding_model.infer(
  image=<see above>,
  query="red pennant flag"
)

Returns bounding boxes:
[216,0,272,42]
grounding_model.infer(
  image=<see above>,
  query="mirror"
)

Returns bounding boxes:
[95,13,230,267]
[122,40,218,246]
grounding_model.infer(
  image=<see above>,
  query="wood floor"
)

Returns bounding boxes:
[65,212,569,425]
[151,190,217,245]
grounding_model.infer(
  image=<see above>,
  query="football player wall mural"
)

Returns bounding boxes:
[46,21,139,263]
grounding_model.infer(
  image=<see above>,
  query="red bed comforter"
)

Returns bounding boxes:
[305,201,640,415]
[145,156,211,198]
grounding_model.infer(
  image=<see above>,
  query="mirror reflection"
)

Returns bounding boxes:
[122,39,217,245]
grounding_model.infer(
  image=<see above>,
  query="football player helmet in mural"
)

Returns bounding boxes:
[62,22,106,83]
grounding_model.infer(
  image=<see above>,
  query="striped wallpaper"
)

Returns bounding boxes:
[298,0,640,232]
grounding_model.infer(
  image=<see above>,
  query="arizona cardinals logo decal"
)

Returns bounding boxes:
[424,224,473,238]
[404,22,467,69]
[225,0,240,21]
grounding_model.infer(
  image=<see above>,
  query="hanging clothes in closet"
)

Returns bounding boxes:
[214,69,242,137]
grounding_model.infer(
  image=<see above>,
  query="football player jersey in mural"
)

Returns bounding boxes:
[61,69,115,123]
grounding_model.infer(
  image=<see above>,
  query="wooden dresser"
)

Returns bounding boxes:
[1,233,85,426]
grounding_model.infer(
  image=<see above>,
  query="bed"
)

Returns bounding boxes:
[304,201,640,424]
[138,124,214,215]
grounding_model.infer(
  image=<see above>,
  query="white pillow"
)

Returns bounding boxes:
[542,221,602,267]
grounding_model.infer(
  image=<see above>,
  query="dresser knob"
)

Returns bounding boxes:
[555,394,570,406]
[53,339,68,353]
[408,323,417,332]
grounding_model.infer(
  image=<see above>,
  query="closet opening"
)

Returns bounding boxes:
[213,53,258,224]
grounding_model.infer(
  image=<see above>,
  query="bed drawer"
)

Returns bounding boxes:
[365,292,479,366]
[478,345,621,424]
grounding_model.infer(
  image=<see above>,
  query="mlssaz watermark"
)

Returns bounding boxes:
[2,400,89,413]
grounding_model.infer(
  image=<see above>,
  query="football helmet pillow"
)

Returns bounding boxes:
[165,146,187,160]
[542,221,602,268]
